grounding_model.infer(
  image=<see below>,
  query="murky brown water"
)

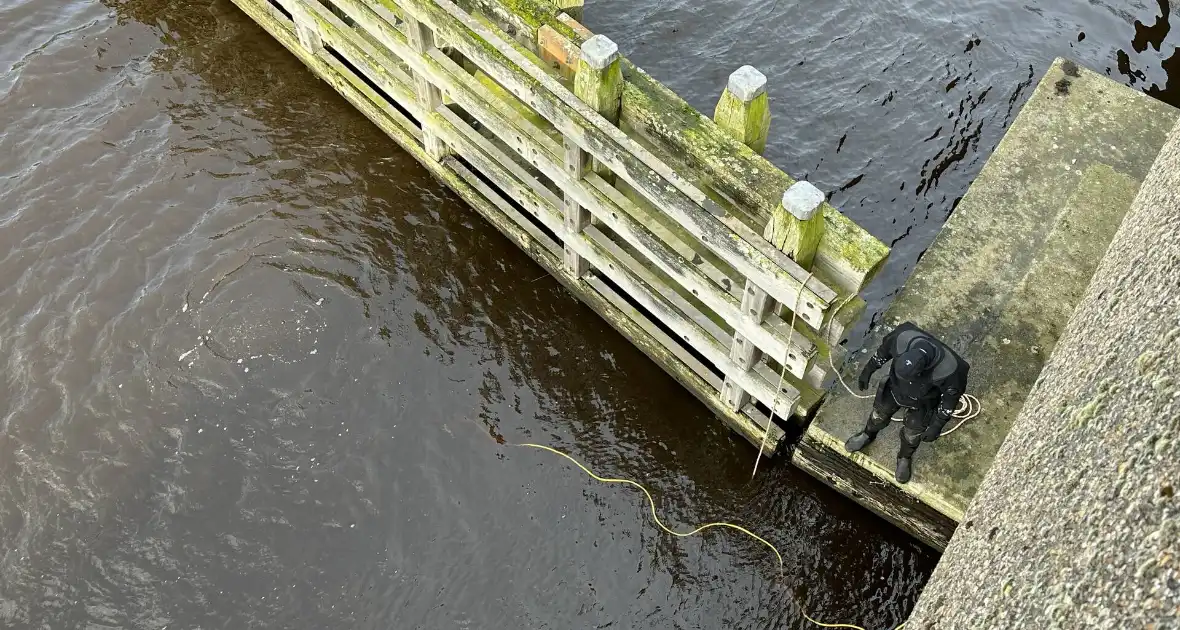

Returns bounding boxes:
[0,0,1173,627]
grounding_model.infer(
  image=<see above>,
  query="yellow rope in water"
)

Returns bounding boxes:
[477,283,964,630]
[516,441,906,630]
[518,442,784,570]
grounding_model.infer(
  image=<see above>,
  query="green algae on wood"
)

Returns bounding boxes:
[768,182,826,270]
[712,65,771,155]
[391,0,835,319]
[573,34,623,181]
[459,0,889,294]
[231,0,787,452]
[563,33,622,277]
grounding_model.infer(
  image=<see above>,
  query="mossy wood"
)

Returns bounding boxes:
[466,0,888,294]
[235,0,892,452]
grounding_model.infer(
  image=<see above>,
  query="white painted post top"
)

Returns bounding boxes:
[580,35,620,70]
[727,65,767,103]
[782,181,825,220]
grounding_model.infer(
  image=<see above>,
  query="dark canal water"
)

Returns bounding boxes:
[0,0,1174,627]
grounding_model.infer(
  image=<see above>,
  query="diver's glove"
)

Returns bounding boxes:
[923,411,951,442]
[857,354,887,391]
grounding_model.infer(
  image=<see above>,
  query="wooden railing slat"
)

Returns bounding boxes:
[430,108,800,415]
[382,0,836,314]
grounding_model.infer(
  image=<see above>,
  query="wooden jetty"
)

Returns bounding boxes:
[228,0,889,455]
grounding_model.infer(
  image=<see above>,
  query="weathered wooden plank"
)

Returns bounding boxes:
[793,432,956,550]
[322,0,415,73]
[585,275,723,392]
[429,107,801,416]
[582,271,786,450]
[380,0,836,317]
[393,42,817,374]
[447,158,561,256]
[481,0,890,294]
[232,0,788,453]
[537,24,579,80]
[312,12,422,116]
[323,45,423,140]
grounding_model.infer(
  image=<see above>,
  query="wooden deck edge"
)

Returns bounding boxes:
[230,0,787,455]
[792,430,958,550]
[806,425,966,522]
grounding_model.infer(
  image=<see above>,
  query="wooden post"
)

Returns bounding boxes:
[714,66,775,412]
[769,182,826,268]
[713,65,771,154]
[721,181,826,413]
[573,34,623,178]
[404,15,449,159]
[290,2,324,54]
[563,34,622,277]
[550,0,585,22]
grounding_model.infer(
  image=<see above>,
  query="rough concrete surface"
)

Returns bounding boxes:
[906,117,1180,629]
[801,58,1178,538]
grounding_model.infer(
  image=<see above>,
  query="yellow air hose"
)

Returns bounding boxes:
[471,290,966,630]
[511,440,908,630]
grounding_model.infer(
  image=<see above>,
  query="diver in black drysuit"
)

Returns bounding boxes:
[844,321,970,484]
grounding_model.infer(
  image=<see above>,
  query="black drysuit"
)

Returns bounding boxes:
[857,321,970,459]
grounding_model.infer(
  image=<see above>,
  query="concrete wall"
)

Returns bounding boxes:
[906,120,1180,627]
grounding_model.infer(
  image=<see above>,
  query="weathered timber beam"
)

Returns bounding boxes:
[312,2,820,376]
[486,0,890,295]
[380,0,837,320]
[429,107,801,416]
[228,0,787,452]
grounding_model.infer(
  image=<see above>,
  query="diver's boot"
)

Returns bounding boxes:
[844,431,875,453]
[895,457,913,484]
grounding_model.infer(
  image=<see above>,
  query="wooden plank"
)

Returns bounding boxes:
[379,0,837,316]
[538,24,580,80]
[428,108,800,417]
[313,16,422,117]
[323,50,422,140]
[583,272,786,450]
[327,0,409,63]
[586,276,723,392]
[446,157,561,256]
[229,0,788,453]
[793,432,956,550]
[392,43,817,374]
[464,0,889,294]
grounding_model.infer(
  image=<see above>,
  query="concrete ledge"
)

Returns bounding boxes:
[794,58,1178,549]
[906,111,1180,630]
